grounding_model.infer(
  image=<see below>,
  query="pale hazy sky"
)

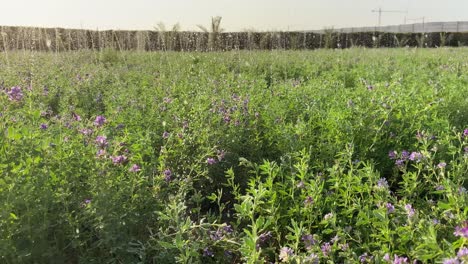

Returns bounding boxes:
[1,0,467,31]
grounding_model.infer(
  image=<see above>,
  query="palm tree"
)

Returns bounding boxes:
[197,16,223,50]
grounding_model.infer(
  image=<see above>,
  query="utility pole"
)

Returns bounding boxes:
[372,8,408,28]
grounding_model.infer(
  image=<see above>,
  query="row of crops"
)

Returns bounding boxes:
[0,48,467,263]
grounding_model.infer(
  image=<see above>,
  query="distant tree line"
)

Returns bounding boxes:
[1,18,468,52]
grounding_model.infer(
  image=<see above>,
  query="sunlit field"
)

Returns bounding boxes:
[1,48,467,263]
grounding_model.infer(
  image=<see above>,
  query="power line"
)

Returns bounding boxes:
[371,7,407,27]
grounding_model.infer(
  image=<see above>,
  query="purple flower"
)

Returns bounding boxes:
[377,178,389,189]
[416,131,424,140]
[401,150,410,160]
[96,149,106,157]
[40,123,48,130]
[340,243,349,251]
[111,155,127,165]
[457,247,468,258]
[435,185,445,191]
[95,136,108,148]
[72,112,81,121]
[321,242,332,256]
[296,181,305,189]
[324,213,334,221]
[301,234,316,250]
[305,253,319,264]
[207,157,216,165]
[257,231,272,244]
[129,164,141,172]
[84,199,91,204]
[459,187,467,195]
[393,255,409,264]
[279,247,294,262]
[217,149,226,161]
[162,131,169,139]
[385,203,395,214]
[223,224,233,234]
[304,196,314,206]
[409,152,423,162]
[405,204,415,218]
[442,258,460,264]
[210,230,224,241]
[6,86,24,101]
[395,159,405,167]
[164,169,172,182]
[94,115,106,127]
[360,253,372,263]
[43,86,49,96]
[203,247,214,257]
[388,150,397,160]
[437,162,447,169]
[79,128,93,136]
[463,129,468,137]
[383,253,391,262]
[454,223,468,238]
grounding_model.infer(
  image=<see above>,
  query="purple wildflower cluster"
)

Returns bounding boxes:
[304,196,314,206]
[383,254,409,263]
[359,253,373,263]
[443,258,460,264]
[80,128,93,136]
[279,247,294,262]
[377,178,389,189]
[129,164,141,172]
[437,162,447,169]
[210,94,251,125]
[454,222,468,238]
[385,203,395,214]
[305,253,319,264]
[405,204,415,218]
[203,247,214,257]
[72,112,82,121]
[209,224,233,241]
[94,115,106,127]
[206,157,217,165]
[389,150,425,166]
[164,169,172,182]
[111,155,127,165]
[256,231,272,249]
[301,234,316,250]
[95,136,108,148]
[321,242,332,256]
[6,86,24,102]
[458,247,468,260]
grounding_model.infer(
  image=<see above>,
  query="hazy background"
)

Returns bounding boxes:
[1,0,467,31]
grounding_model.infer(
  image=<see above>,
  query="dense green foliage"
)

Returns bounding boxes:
[0,48,467,263]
